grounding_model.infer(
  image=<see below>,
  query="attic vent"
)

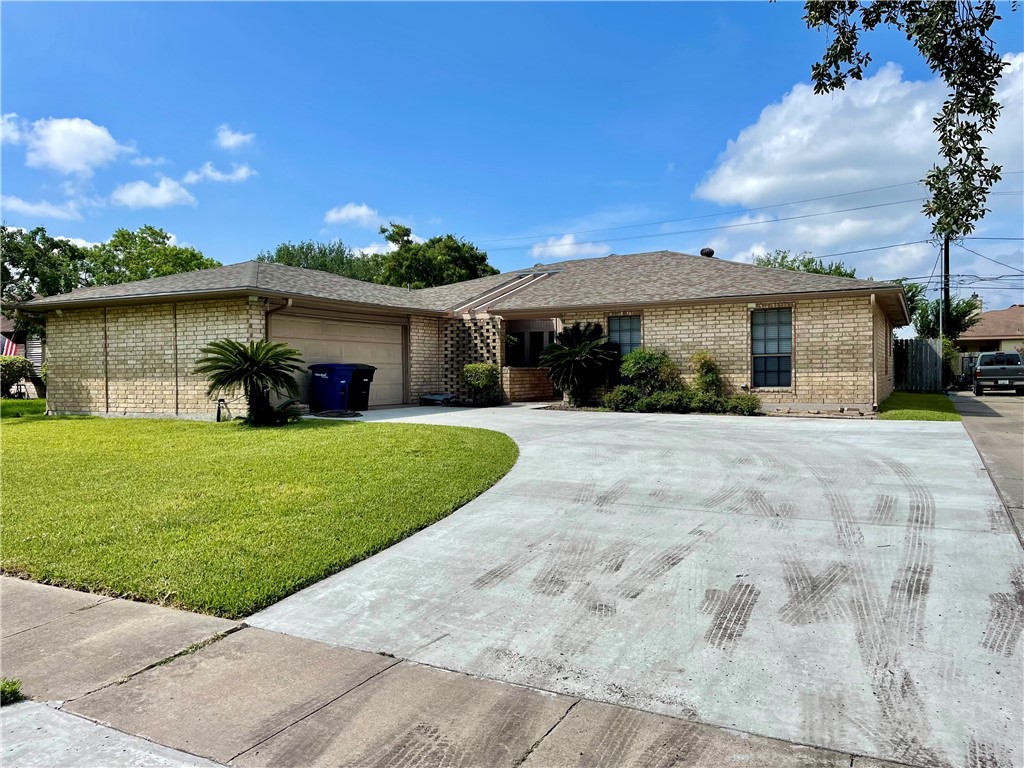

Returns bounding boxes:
[700,247,715,258]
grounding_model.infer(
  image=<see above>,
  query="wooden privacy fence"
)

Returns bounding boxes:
[894,338,942,392]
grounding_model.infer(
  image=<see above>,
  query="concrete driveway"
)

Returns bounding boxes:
[252,406,1023,768]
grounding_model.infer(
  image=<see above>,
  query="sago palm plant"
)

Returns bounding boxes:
[539,322,617,407]
[193,339,304,426]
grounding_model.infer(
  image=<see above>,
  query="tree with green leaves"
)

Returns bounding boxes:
[88,226,219,286]
[804,1,1012,238]
[376,223,499,289]
[913,295,981,339]
[192,339,304,426]
[256,239,385,283]
[1,226,92,337]
[754,249,859,278]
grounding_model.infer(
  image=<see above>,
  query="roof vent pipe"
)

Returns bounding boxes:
[700,247,715,258]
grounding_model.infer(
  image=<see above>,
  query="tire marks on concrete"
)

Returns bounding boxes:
[981,565,1024,658]
[617,542,700,600]
[369,723,457,768]
[701,581,761,650]
[966,737,1014,768]
[809,460,945,767]
[779,561,849,625]
[869,494,897,525]
[531,537,597,597]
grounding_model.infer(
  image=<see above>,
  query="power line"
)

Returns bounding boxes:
[816,240,931,258]
[476,172,1024,246]
[490,198,926,253]
[953,242,1024,275]
[476,180,930,244]
[963,237,1024,241]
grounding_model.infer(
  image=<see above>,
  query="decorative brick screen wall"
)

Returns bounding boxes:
[45,298,265,418]
[439,315,505,399]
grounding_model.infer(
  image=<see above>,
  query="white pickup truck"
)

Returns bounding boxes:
[973,351,1024,396]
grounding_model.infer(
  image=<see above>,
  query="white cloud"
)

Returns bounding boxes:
[216,124,255,150]
[110,176,196,209]
[324,202,383,227]
[1,195,83,220]
[528,234,611,261]
[2,113,25,144]
[130,155,168,167]
[56,235,102,248]
[20,117,129,176]
[689,52,1024,301]
[356,241,398,256]
[183,161,257,184]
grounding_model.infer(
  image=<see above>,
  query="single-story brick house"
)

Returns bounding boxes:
[19,250,909,417]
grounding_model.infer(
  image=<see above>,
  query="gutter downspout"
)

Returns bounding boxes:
[870,293,877,409]
[264,298,293,340]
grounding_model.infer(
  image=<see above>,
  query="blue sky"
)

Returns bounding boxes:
[2,2,1022,310]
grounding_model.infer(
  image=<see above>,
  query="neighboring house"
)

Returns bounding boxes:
[1,316,44,396]
[954,304,1024,354]
[19,250,909,417]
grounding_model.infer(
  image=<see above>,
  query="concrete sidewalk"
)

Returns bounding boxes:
[950,391,1024,543]
[1,577,900,768]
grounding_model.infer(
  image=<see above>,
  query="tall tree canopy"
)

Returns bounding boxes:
[377,223,499,289]
[256,239,384,282]
[804,1,1011,239]
[1,226,90,307]
[88,226,219,286]
[753,249,859,278]
[913,295,981,339]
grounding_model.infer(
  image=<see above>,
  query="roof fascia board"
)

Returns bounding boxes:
[492,286,908,321]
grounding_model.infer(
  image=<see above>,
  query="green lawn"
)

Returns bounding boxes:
[877,392,961,421]
[1,416,517,618]
[1,398,46,419]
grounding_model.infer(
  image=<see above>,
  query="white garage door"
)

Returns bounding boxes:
[271,315,405,406]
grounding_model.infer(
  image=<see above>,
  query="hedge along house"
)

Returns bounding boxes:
[20,251,909,418]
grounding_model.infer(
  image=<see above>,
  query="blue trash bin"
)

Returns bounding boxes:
[308,363,377,413]
[308,364,350,412]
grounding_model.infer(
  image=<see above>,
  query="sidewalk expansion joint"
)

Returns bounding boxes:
[227,656,403,763]
[513,697,580,768]
[58,623,247,705]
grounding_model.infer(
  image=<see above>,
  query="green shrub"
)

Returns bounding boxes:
[725,393,762,416]
[636,389,693,414]
[192,340,304,426]
[689,350,724,397]
[604,384,643,412]
[40,361,47,384]
[1,677,23,706]
[461,363,500,405]
[619,349,682,395]
[690,391,725,413]
[0,356,34,398]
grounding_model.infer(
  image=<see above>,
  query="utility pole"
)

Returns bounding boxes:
[943,234,951,335]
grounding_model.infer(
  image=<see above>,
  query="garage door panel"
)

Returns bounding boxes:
[272,316,405,407]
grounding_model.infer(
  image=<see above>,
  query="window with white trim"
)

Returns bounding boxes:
[752,308,792,387]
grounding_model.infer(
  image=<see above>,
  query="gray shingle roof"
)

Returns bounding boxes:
[957,305,1024,341]
[487,251,905,311]
[19,252,908,323]
[20,261,454,313]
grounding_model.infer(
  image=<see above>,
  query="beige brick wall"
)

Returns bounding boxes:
[409,316,440,400]
[45,298,265,418]
[501,367,557,402]
[561,296,880,405]
[873,302,895,404]
[46,309,106,414]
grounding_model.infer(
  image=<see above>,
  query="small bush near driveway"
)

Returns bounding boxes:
[1,418,517,618]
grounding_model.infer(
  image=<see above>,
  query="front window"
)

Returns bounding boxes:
[608,315,642,356]
[752,308,792,387]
